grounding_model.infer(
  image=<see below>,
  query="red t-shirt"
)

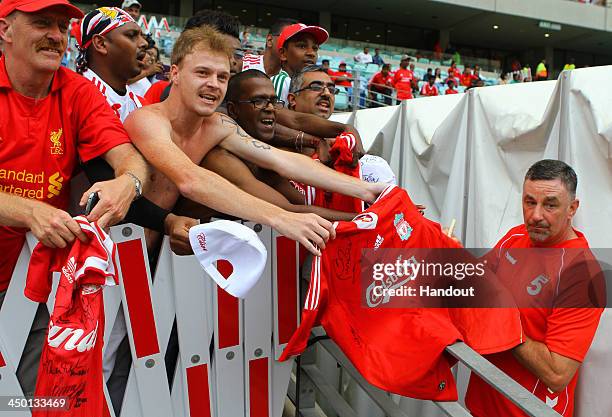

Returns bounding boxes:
[420,83,439,97]
[445,88,458,95]
[329,70,352,87]
[369,72,393,91]
[465,224,604,417]
[393,68,414,100]
[144,80,170,104]
[448,67,458,79]
[461,73,473,87]
[0,57,131,292]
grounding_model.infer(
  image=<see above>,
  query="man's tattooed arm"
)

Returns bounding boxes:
[220,113,249,137]
[220,114,271,150]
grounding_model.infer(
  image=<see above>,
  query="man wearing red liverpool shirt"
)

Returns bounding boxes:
[368,63,393,106]
[329,61,352,88]
[461,66,473,87]
[392,55,414,103]
[445,78,458,94]
[0,0,148,396]
[466,159,604,417]
[420,74,439,97]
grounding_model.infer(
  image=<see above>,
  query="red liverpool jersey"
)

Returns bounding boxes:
[280,186,523,401]
[393,68,414,100]
[26,217,118,417]
[466,224,604,417]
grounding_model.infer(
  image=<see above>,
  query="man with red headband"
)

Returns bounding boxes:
[75,7,148,121]
[0,0,148,396]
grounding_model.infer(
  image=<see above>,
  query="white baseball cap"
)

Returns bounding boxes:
[121,0,141,9]
[189,221,267,299]
[360,154,397,185]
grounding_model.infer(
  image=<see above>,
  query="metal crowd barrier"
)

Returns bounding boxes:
[0,222,299,417]
[0,222,564,417]
[289,329,563,417]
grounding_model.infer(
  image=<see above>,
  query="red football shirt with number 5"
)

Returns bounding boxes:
[466,224,604,417]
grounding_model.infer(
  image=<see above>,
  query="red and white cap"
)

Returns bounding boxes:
[189,220,267,299]
[0,0,83,18]
[277,23,329,51]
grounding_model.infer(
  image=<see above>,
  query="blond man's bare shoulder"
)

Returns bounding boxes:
[124,104,173,144]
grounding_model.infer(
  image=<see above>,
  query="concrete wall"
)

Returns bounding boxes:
[433,0,612,32]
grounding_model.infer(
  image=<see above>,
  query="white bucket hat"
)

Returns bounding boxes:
[189,221,267,298]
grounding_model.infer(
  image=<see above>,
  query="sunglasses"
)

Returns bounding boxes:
[233,48,248,59]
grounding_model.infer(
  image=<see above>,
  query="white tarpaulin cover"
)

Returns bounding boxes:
[331,66,612,417]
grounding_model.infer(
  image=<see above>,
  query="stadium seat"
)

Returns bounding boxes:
[353,63,368,73]
[366,63,380,73]
[334,86,350,111]
[418,57,429,64]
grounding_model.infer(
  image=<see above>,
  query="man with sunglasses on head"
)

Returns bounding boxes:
[145,9,244,104]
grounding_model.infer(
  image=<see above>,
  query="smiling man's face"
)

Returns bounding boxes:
[1,9,70,74]
[288,70,335,119]
[228,76,278,142]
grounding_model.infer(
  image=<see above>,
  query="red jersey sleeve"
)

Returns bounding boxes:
[144,80,169,104]
[545,307,602,362]
[392,71,400,87]
[73,82,132,163]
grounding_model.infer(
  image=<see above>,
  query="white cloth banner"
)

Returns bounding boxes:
[333,66,612,417]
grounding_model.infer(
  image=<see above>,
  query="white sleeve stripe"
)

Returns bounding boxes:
[496,233,525,258]
[313,256,321,310]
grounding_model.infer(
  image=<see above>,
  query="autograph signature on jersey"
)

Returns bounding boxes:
[365,255,419,308]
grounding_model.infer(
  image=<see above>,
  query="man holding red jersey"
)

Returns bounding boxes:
[466,159,604,417]
[392,55,414,103]
[0,0,148,396]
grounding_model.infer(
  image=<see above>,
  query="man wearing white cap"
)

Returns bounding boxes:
[121,0,141,21]
[0,0,148,396]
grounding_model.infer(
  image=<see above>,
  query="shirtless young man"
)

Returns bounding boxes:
[124,26,384,255]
